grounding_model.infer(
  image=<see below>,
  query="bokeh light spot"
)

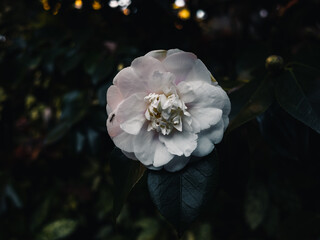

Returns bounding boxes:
[178,8,190,20]
[196,9,207,20]
[259,9,268,18]
[92,0,102,10]
[74,0,83,9]
[109,0,118,8]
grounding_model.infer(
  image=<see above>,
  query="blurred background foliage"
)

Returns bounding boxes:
[1,0,320,239]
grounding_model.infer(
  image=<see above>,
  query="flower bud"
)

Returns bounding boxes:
[265,55,284,73]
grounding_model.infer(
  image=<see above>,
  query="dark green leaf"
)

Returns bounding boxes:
[227,76,274,133]
[87,128,99,154]
[275,70,320,134]
[60,90,88,124]
[244,183,269,230]
[44,121,70,145]
[91,58,113,85]
[257,103,310,160]
[38,219,77,240]
[75,132,85,153]
[110,148,146,221]
[147,151,219,236]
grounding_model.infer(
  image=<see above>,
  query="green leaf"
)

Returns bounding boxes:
[227,76,274,133]
[91,58,113,85]
[38,219,77,240]
[110,148,146,221]
[31,197,51,232]
[275,70,320,134]
[60,90,88,123]
[147,151,219,236]
[75,132,85,153]
[44,121,70,145]
[244,183,269,230]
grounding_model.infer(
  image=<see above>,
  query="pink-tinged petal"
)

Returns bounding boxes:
[162,52,197,84]
[189,107,222,132]
[106,104,112,115]
[159,131,198,157]
[147,71,176,94]
[122,150,138,160]
[178,81,228,108]
[164,155,191,172]
[131,56,166,82]
[106,111,122,137]
[145,50,167,62]
[113,67,147,98]
[112,131,135,152]
[184,59,211,84]
[107,85,123,112]
[117,93,147,135]
[192,134,215,157]
[166,49,184,57]
[132,127,174,167]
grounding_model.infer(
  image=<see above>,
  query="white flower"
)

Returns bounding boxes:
[106,49,230,172]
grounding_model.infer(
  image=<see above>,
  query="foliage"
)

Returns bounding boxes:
[1,0,320,239]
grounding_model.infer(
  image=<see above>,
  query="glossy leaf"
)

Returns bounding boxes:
[227,76,274,133]
[38,219,77,240]
[110,148,146,221]
[275,70,320,134]
[147,151,219,236]
[44,121,70,145]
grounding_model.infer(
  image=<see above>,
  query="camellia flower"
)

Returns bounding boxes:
[106,49,230,172]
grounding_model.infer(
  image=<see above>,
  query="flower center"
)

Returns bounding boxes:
[144,92,190,135]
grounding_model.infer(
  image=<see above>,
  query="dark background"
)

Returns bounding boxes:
[1,0,320,239]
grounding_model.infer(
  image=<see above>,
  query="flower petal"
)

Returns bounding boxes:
[131,56,166,82]
[122,150,138,160]
[178,81,229,108]
[192,134,215,157]
[147,71,176,94]
[133,127,173,166]
[106,111,122,137]
[164,155,191,172]
[162,52,197,84]
[106,85,123,112]
[117,93,147,135]
[167,49,184,57]
[113,67,147,98]
[184,59,211,84]
[159,131,198,157]
[112,131,135,152]
[203,118,225,144]
[145,50,167,62]
[188,107,222,132]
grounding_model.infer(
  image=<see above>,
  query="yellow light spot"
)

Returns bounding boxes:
[211,75,217,83]
[122,8,130,15]
[0,87,7,102]
[30,108,39,120]
[41,0,51,11]
[25,95,36,109]
[53,2,61,15]
[172,3,180,9]
[74,0,83,9]
[178,8,190,20]
[117,63,124,71]
[92,0,102,10]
